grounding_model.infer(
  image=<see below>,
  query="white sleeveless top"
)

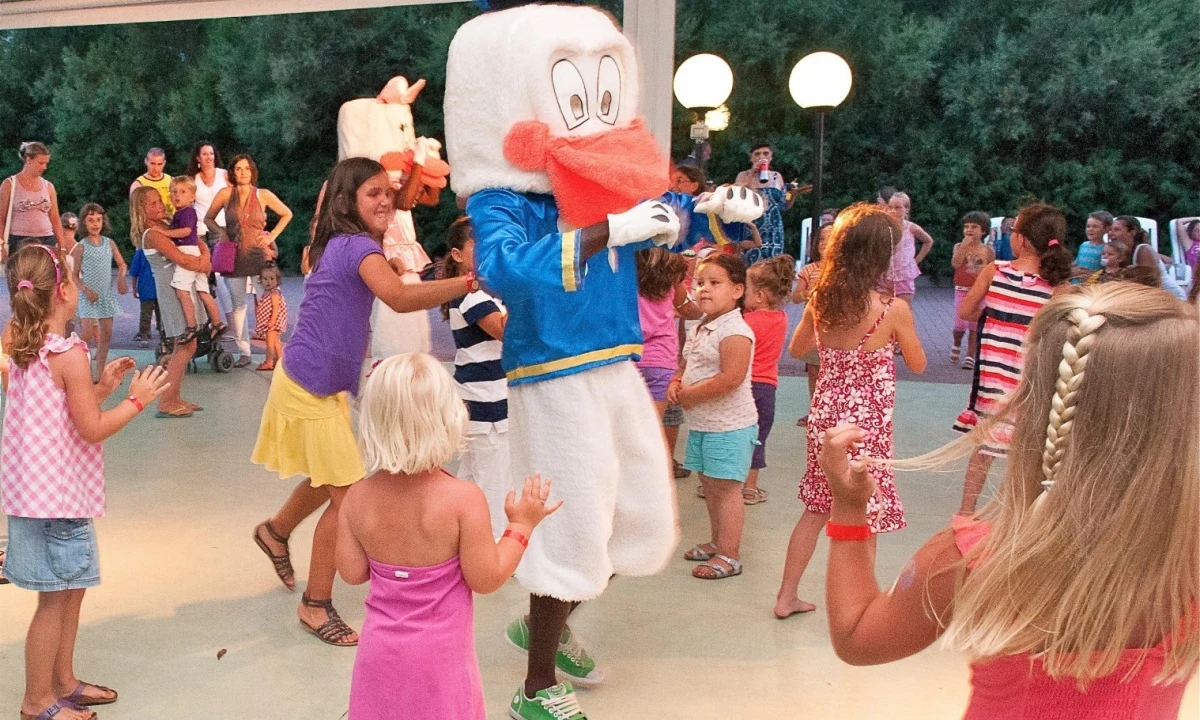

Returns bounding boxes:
[193,169,229,236]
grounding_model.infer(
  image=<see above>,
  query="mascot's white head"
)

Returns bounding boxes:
[445,3,669,228]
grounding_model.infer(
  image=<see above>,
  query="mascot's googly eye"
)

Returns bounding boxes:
[552,59,590,130]
[726,187,735,200]
[596,55,622,126]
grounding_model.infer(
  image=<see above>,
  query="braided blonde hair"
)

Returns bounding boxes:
[894,283,1198,685]
[1039,307,1108,491]
[941,284,1199,685]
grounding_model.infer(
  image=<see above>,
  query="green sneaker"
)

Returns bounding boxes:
[509,682,587,720]
[504,616,605,687]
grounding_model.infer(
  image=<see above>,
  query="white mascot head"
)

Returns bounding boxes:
[445,2,669,228]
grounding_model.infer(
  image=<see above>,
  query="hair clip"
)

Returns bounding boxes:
[16,280,33,291]
[1047,239,1060,247]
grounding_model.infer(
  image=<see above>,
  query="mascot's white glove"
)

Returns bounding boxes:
[607,200,680,249]
[412,137,431,167]
[605,200,680,272]
[696,184,765,224]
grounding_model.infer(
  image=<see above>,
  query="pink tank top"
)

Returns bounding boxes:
[0,334,105,518]
[637,292,679,370]
[952,516,1193,719]
[8,176,54,237]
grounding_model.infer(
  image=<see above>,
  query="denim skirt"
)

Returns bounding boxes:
[3,516,100,591]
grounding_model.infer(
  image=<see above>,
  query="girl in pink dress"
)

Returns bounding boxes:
[821,283,1198,719]
[337,353,560,720]
[774,203,926,620]
[2,245,168,720]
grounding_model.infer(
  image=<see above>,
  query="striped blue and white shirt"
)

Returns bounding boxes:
[449,290,508,432]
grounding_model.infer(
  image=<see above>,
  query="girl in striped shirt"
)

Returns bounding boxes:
[953,203,1073,514]
[442,218,510,539]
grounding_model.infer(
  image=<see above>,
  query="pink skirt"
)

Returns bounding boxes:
[953,287,974,333]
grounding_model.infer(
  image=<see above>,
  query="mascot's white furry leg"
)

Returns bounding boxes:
[508,361,677,601]
[504,361,677,697]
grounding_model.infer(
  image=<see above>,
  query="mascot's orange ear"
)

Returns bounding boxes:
[377,76,427,105]
[400,78,426,105]
[503,120,549,172]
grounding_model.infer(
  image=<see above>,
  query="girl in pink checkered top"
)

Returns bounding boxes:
[1,245,168,720]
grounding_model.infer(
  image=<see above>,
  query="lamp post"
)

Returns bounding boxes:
[673,53,734,171]
[789,51,852,262]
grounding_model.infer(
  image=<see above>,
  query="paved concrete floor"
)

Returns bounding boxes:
[0,365,1194,719]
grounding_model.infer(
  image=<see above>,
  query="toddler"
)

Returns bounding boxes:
[3,245,167,720]
[775,203,926,619]
[1087,240,1132,284]
[821,283,1198,717]
[442,218,511,539]
[672,253,758,580]
[950,211,995,369]
[163,176,223,338]
[739,254,793,505]
[69,204,127,382]
[636,247,697,418]
[954,203,1074,514]
[254,264,287,371]
[338,353,559,719]
[127,239,162,344]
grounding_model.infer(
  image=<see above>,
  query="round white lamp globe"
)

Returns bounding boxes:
[673,53,734,110]
[788,51,853,109]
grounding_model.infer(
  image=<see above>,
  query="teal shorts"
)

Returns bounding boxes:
[684,424,759,481]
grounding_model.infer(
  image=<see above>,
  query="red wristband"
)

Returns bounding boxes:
[502,529,529,549]
[126,395,144,413]
[826,522,872,541]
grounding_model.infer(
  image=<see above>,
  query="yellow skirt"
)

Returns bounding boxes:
[251,365,366,487]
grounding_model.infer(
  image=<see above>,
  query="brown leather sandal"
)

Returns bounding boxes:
[253,521,295,591]
[299,595,358,647]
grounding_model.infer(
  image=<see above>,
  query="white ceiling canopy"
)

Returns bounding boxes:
[0,0,677,152]
[0,0,460,29]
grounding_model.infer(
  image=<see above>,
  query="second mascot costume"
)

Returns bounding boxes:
[445,3,762,718]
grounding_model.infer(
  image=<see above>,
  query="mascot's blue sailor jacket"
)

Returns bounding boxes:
[469,188,709,387]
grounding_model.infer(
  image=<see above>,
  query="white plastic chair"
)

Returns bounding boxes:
[1167,217,1197,289]
[797,217,813,267]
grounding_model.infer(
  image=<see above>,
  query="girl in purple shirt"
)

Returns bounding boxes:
[250,158,472,646]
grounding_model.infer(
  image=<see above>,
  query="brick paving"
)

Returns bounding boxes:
[4,276,970,385]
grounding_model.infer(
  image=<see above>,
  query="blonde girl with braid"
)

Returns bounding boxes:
[818,283,1197,718]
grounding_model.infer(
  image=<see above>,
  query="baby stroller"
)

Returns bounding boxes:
[155,324,235,373]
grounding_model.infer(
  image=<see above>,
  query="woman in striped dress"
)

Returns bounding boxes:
[953,204,1074,514]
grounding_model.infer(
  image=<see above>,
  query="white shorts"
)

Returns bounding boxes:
[458,423,512,541]
[170,246,210,293]
[509,360,677,601]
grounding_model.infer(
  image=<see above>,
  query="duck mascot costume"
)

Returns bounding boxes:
[445,3,762,717]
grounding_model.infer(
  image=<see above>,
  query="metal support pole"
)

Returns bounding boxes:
[809,109,826,264]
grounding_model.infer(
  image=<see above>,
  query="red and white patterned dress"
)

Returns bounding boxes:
[801,301,905,533]
[953,262,1055,457]
[255,287,288,336]
[0,334,105,519]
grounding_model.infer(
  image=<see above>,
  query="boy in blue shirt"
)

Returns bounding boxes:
[128,246,162,345]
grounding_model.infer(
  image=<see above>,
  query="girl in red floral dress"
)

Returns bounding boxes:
[774,203,927,619]
[254,264,288,371]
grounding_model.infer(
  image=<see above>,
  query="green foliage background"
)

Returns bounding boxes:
[2,0,1197,279]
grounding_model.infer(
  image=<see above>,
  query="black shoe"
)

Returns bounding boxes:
[233,356,252,368]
